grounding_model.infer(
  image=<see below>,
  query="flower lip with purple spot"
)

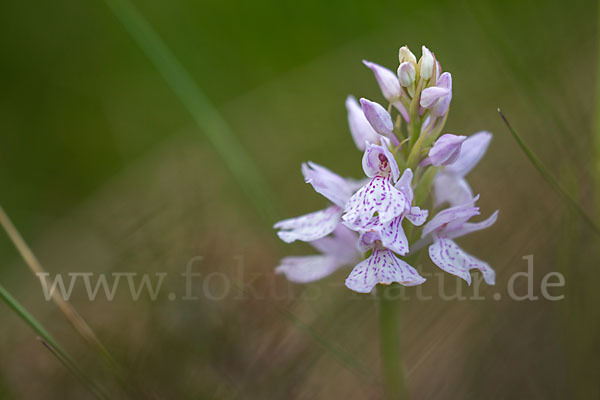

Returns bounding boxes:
[362,142,400,181]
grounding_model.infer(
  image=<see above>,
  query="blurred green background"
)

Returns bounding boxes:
[0,0,599,398]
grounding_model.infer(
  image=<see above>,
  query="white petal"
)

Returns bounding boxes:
[310,225,359,263]
[345,96,381,151]
[445,131,492,177]
[345,249,425,293]
[420,86,450,108]
[394,168,414,203]
[433,172,473,207]
[363,60,401,101]
[397,62,415,87]
[274,206,342,243]
[428,237,495,285]
[302,162,355,208]
[276,255,343,283]
[447,210,499,240]
[422,196,480,238]
[398,46,417,64]
[420,46,434,80]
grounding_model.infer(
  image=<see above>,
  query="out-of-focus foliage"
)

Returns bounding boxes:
[0,0,598,398]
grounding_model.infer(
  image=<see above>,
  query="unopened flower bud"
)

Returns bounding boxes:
[422,133,466,167]
[345,96,380,150]
[359,98,394,136]
[398,61,416,88]
[398,45,417,65]
[420,45,434,80]
[420,72,452,117]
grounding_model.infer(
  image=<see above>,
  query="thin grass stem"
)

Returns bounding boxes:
[0,283,109,399]
[498,109,600,236]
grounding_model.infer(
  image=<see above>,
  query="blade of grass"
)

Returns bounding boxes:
[0,206,115,365]
[0,205,134,396]
[465,1,581,148]
[498,109,600,236]
[0,283,109,399]
[102,0,279,223]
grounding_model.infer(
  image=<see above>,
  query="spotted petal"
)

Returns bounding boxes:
[379,217,409,255]
[342,177,407,230]
[345,249,426,293]
[274,206,342,243]
[428,237,495,285]
[355,216,409,255]
[405,206,428,226]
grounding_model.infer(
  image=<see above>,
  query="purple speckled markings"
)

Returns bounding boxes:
[421,196,499,285]
[342,142,406,231]
[346,245,425,293]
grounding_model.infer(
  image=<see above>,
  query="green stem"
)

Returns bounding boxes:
[378,284,409,399]
[405,129,428,171]
[595,0,600,218]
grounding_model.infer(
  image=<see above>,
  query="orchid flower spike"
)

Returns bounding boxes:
[274,45,498,295]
